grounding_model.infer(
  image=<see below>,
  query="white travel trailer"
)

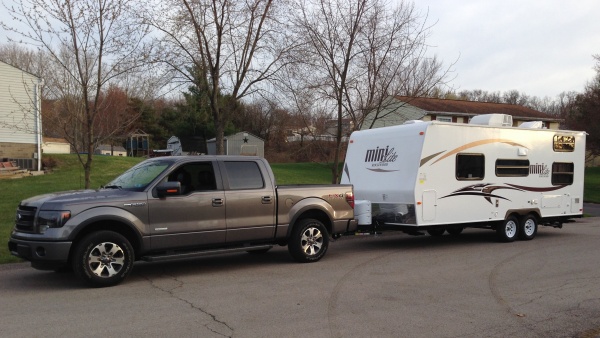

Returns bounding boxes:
[341,114,586,241]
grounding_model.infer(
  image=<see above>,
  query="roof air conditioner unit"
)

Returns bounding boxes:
[469,114,513,127]
[519,121,544,129]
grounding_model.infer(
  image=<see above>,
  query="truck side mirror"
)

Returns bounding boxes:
[156,181,181,197]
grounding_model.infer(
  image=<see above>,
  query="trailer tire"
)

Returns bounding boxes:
[72,231,134,287]
[518,215,538,240]
[427,228,445,236]
[496,216,519,242]
[447,227,464,236]
[288,218,329,263]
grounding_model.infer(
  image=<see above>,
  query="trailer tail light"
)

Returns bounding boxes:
[346,192,355,209]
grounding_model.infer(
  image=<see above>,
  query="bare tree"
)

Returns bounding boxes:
[145,0,293,154]
[285,0,452,183]
[2,0,151,188]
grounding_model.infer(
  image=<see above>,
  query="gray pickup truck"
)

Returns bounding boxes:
[9,156,356,287]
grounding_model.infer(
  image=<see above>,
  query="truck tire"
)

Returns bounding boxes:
[518,214,538,240]
[496,216,518,242]
[288,218,329,263]
[72,231,134,287]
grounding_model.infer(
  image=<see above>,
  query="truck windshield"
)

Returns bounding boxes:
[104,160,171,191]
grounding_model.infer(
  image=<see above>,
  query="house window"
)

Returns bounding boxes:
[496,159,529,177]
[553,135,575,152]
[456,154,485,180]
[551,162,574,185]
[436,116,452,123]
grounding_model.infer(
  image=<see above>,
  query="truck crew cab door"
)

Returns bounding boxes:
[219,160,276,243]
[148,161,226,250]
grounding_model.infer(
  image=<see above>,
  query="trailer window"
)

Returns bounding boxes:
[553,135,575,152]
[495,159,529,177]
[552,162,574,185]
[456,154,485,180]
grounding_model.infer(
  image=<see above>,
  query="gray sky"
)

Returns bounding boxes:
[1,0,598,100]
[424,0,600,98]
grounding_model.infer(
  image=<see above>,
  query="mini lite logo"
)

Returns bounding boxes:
[529,163,549,177]
[365,146,398,168]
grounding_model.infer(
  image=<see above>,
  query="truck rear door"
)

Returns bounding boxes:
[219,160,276,243]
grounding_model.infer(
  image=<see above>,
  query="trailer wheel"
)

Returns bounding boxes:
[72,231,134,287]
[288,218,329,263]
[518,215,538,240]
[427,228,445,236]
[496,216,518,242]
[447,227,464,236]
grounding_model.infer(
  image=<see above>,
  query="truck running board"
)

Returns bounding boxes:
[141,244,274,262]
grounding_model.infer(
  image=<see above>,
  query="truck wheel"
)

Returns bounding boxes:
[288,218,329,263]
[447,227,464,236]
[518,215,538,240]
[496,216,518,242]
[72,231,134,287]
[427,228,445,236]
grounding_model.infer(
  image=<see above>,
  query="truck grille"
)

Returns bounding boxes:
[15,205,37,233]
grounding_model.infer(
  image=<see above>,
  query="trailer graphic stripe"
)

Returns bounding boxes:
[431,139,527,165]
[440,183,525,204]
[505,184,567,192]
[420,151,445,167]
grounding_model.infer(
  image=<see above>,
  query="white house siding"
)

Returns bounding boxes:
[0,61,42,160]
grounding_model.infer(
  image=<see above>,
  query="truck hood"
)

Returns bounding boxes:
[20,189,140,210]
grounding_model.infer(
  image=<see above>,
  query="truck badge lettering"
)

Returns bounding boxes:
[529,163,549,177]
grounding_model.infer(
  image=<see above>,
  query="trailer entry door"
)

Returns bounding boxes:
[422,190,437,221]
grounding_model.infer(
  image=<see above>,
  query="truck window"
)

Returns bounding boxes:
[552,162,574,185]
[495,159,529,177]
[456,154,484,180]
[224,161,264,190]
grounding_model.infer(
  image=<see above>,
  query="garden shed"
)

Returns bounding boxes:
[206,131,264,157]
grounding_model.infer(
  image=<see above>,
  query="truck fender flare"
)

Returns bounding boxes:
[286,197,335,237]
[64,207,145,245]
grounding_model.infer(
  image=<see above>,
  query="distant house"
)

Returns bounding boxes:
[42,137,70,154]
[0,61,43,170]
[95,144,127,156]
[362,96,561,130]
[207,132,264,157]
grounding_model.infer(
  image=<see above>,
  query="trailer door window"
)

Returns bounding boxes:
[496,159,529,177]
[552,162,574,185]
[456,154,485,180]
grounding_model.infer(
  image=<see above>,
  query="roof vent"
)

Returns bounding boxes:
[518,121,544,129]
[403,120,424,125]
[469,114,513,127]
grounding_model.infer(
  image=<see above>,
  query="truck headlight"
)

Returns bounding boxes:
[37,210,71,233]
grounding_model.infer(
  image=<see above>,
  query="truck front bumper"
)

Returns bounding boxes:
[8,237,72,270]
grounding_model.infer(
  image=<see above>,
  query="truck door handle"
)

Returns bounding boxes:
[212,198,224,207]
[262,196,272,204]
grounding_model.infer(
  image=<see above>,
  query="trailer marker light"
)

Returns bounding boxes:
[417,201,422,205]
[419,132,424,135]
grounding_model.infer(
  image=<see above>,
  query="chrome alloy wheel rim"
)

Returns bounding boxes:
[301,226,323,256]
[88,242,125,278]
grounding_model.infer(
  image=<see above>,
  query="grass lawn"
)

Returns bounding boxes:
[584,167,600,203]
